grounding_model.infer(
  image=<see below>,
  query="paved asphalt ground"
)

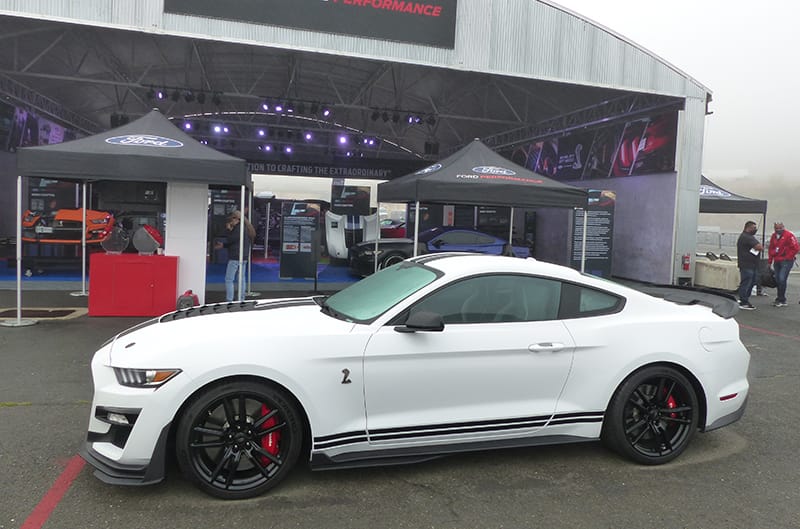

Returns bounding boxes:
[1,275,799,529]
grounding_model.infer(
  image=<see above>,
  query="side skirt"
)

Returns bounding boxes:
[310,434,598,471]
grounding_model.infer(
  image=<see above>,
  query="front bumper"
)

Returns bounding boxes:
[80,422,171,486]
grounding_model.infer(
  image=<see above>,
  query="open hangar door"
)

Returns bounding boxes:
[0,2,708,285]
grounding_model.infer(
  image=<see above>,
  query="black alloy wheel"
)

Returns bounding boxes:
[176,380,302,499]
[603,366,699,465]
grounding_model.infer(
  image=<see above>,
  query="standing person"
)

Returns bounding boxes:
[736,220,763,310]
[767,221,799,307]
[217,210,256,302]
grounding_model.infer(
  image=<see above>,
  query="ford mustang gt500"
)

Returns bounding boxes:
[81,254,750,500]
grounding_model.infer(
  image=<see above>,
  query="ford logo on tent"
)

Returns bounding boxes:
[105,135,184,148]
[415,163,442,175]
[472,166,516,176]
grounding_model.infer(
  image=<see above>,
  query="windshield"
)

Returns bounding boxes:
[323,262,439,322]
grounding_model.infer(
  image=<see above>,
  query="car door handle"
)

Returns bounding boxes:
[528,342,565,353]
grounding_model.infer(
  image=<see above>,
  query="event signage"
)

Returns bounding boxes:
[279,202,320,279]
[699,184,732,198]
[331,184,371,215]
[105,135,184,148]
[571,189,615,278]
[164,0,458,48]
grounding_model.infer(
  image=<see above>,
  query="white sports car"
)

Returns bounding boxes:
[81,254,750,500]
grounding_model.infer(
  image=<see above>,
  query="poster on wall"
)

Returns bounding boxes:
[331,183,371,216]
[7,107,71,150]
[279,202,319,279]
[571,189,616,278]
[509,111,678,181]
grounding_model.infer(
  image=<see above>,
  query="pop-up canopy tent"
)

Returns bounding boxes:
[699,175,768,216]
[5,109,250,326]
[699,174,768,250]
[378,138,589,263]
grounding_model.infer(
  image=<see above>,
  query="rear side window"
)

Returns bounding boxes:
[559,282,624,319]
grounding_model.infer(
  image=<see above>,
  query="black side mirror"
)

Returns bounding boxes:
[394,311,445,333]
[431,239,444,249]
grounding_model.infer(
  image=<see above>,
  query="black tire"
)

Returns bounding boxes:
[379,252,406,269]
[175,380,303,499]
[602,366,699,465]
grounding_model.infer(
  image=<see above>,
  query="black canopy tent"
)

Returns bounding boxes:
[378,139,589,266]
[699,174,768,251]
[699,175,768,216]
[4,109,250,326]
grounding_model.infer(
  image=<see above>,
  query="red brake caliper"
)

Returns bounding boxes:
[259,404,281,464]
[666,393,677,418]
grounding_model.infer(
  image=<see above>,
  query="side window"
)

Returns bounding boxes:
[559,283,623,318]
[473,233,497,245]
[405,274,562,324]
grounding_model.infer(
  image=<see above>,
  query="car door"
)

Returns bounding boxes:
[363,274,575,446]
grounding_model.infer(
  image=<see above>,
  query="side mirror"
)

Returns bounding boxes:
[431,239,444,249]
[394,311,445,333]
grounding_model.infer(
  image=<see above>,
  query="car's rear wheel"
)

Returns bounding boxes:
[175,380,302,499]
[379,252,406,269]
[602,366,698,465]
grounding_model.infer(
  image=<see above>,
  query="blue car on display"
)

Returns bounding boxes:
[348,226,531,276]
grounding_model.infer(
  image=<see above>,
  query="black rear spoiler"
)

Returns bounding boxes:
[632,283,739,319]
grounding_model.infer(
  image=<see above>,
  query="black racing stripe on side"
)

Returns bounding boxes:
[370,420,549,442]
[547,417,604,425]
[368,414,552,436]
[552,411,605,420]
[315,431,369,443]
[314,436,370,450]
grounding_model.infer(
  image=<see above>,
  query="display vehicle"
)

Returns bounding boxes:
[22,208,115,244]
[81,254,750,500]
[348,226,530,276]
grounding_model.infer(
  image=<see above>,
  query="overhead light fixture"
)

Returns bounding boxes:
[322,107,332,118]
[426,115,436,125]
[371,110,380,121]
[274,103,284,112]
[382,111,390,122]
[296,102,305,114]
[146,87,155,100]
[284,146,293,154]
[212,92,222,106]
[304,132,313,141]
[261,101,270,111]
[310,102,319,115]
[338,135,348,145]
[196,92,206,104]
[392,112,400,123]
[156,89,166,101]
[171,90,180,102]
[183,122,193,131]
[183,90,195,103]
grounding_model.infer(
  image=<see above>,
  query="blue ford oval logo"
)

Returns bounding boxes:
[415,163,442,175]
[472,166,516,176]
[105,135,184,148]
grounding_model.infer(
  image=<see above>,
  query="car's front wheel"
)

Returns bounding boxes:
[602,366,699,465]
[175,380,302,499]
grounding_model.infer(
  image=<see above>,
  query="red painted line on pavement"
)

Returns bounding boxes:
[20,454,85,529]
[739,323,800,342]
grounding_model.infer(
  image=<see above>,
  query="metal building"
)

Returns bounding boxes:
[0,0,710,284]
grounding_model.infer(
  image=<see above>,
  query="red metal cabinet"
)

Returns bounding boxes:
[89,253,179,316]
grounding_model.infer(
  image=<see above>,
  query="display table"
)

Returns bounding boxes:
[694,259,739,291]
[89,253,179,316]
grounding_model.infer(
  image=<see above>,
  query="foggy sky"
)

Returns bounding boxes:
[552,0,800,231]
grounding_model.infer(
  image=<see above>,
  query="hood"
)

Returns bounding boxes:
[106,297,356,366]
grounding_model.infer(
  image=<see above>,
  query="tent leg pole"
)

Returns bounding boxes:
[71,183,88,297]
[581,209,588,273]
[413,201,420,257]
[246,190,259,296]
[2,175,36,327]
[374,203,380,274]
[508,207,514,247]
[238,185,245,301]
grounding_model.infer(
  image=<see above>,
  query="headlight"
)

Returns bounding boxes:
[113,368,181,388]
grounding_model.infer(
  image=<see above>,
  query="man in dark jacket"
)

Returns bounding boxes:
[736,220,763,310]
[767,221,799,307]
[217,210,255,302]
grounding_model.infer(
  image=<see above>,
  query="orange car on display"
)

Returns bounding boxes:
[22,208,115,244]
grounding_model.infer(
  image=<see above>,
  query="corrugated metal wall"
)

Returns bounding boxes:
[0,0,708,100]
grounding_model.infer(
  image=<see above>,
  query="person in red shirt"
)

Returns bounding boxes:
[767,221,799,307]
